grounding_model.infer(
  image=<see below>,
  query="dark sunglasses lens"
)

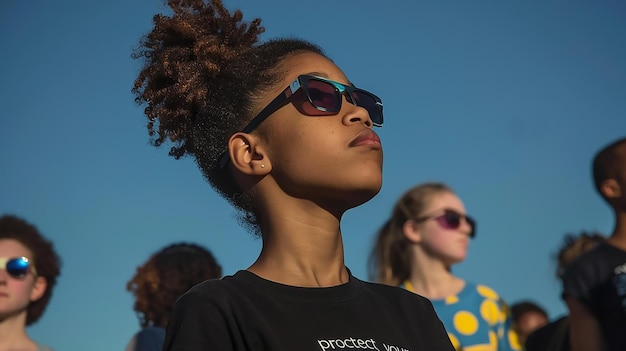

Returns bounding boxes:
[440,212,461,229]
[306,80,341,112]
[6,258,29,278]
[352,91,383,125]
[467,217,476,238]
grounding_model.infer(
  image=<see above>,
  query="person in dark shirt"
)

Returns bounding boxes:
[561,136,626,351]
[130,1,454,350]
[525,231,605,351]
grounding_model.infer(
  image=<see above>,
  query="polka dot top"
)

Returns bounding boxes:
[402,280,522,351]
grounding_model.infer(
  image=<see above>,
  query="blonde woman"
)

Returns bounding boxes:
[370,183,520,351]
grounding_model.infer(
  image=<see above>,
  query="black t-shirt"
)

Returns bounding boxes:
[562,242,626,350]
[163,269,454,351]
[524,316,569,351]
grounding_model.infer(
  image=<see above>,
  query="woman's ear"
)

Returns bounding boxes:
[227,133,272,175]
[402,220,422,244]
[601,179,622,199]
[30,276,47,302]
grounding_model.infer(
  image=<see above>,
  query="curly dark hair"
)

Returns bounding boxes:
[0,214,62,326]
[592,137,626,202]
[132,0,327,235]
[126,242,222,328]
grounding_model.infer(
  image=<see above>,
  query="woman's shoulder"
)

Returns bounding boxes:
[169,271,258,323]
[357,278,434,307]
[179,271,248,300]
[134,326,167,342]
[125,326,166,351]
[460,281,504,302]
[355,279,450,337]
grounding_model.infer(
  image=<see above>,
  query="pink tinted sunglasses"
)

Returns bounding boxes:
[415,209,476,238]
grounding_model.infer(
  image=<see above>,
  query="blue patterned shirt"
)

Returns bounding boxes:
[401,280,521,351]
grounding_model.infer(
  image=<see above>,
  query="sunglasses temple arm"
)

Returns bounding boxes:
[219,81,301,169]
[241,87,297,134]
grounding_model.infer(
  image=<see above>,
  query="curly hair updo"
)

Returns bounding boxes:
[132,0,327,235]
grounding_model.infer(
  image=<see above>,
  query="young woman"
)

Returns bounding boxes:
[369,183,520,351]
[131,0,454,350]
[125,242,222,351]
[0,214,62,351]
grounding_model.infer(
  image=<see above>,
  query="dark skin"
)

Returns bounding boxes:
[567,144,626,351]
[515,311,548,347]
[227,52,382,287]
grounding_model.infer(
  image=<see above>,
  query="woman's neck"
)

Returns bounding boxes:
[0,313,36,351]
[406,252,464,300]
[248,196,348,287]
[607,210,626,251]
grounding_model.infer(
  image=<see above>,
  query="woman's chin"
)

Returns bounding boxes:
[345,185,382,209]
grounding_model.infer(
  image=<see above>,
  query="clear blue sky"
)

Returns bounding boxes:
[2,1,625,350]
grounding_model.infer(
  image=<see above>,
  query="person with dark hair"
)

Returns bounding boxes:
[525,231,605,351]
[368,182,520,351]
[510,301,548,348]
[131,0,454,350]
[125,242,222,351]
[0,214,62,351]
[561,136,626,351]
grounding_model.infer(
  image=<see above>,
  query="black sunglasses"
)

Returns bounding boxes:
[218,74,383,169]
[0,256,37,279]
[416,209,476,238]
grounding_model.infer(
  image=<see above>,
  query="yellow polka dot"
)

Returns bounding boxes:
[500,301,510,324]
[445,295,460,305]
[489,330,497,348]
[476,284,499,300]
[453,311,479,335]
[480,299,499,326]
[464,345,493,351]
[497,326,504,338]
[447,333,460,350]
[509,329,522,350]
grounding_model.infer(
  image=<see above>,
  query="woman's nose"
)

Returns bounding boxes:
[342,95,373,128]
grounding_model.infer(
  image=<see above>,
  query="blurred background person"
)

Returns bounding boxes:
[0,214,62,351]
[125,242,222,351]
[525,231,605,351]
[562,137,626,351]
[369,182,520,350]
[510,301,548,348]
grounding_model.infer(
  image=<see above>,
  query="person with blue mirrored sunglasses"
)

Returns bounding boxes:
[0,214,61,351]
[131,0,453,350]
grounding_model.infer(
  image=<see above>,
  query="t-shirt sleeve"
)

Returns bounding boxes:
[162,287,236,351]
[420,297,457,350]
[561,256,596,311]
